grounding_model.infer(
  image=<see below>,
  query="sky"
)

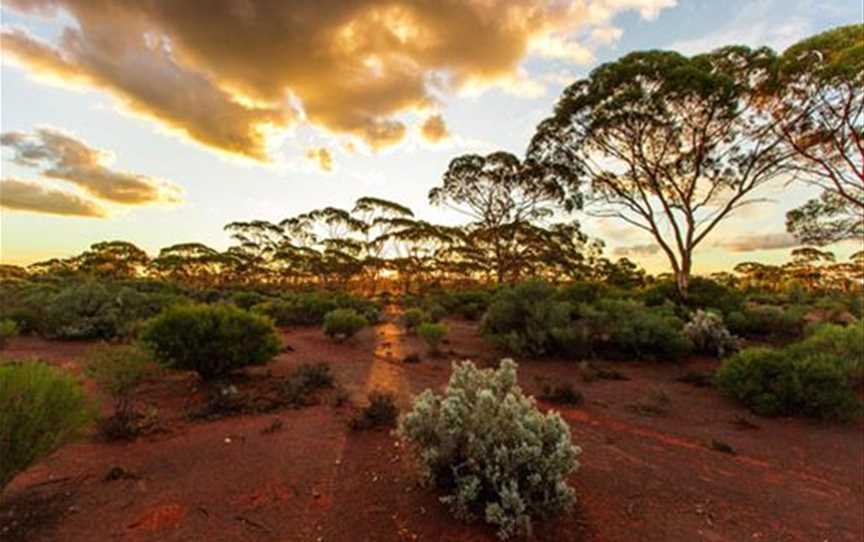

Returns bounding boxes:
[1,0,862,273]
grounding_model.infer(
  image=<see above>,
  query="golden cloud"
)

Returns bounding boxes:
[0,178,107,217]
[613,243,660,257]
[715,233,800,253]
[1,1,676,159]
[1,128,183,205]
[420,114,450,143]
[305,147,334,172]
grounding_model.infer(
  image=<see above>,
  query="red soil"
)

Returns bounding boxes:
[2,313,862,542]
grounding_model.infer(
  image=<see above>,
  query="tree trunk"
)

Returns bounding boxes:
[676,255,692,300]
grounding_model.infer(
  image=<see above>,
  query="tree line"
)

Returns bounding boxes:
[2,25,861,297]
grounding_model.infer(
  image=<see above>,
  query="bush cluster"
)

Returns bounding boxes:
[282,363,335,406]
[1,362,93,490]
[726,304,806,338]
[253,291,379,327]
[141,303,281,380]
[482,280,692,360]
[0,280,186,340]
[398,359,580,539]
[715,333,861,420]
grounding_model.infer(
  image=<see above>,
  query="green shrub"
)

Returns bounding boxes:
[715,347,860,419]
[642,277,743,316]
[322,308,368,341]
[580,299,692,361]
[38,282,185,340]
[482,280,572,356]
[1,362,92,490]
[228,291,271,310]
[282,363,335,406]
[726,305,804,338]
[141,304,281,380]
[398,359,580,539]
[349,390,399,430]
[84,344,155,439]
[254,292,380,326]
[402,308,429,332]
[0,319,18,349]
[791,323,864,383]
[683,310,739,357]
[417,322,448,354]
[536,378,583,405]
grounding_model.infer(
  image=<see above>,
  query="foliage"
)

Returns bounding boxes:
[481,280,572,356]
[141,303,281,380]
[84,345,156,439]
[683,310,739,357]
[715,347,860,419]
[642,277,744,316]
[402,308,429,332]
[417,322,448,354]
[0,319,18,349]
[0,362,92,490]
[529,46,792,298]
[322,308,368,341]
[398,359,580,539]
[349,390,399,430]
[252,291,379,326]
[726,305,805,337]
[578,299,692,361]
[791,323,864,383]
[282,363,335,406]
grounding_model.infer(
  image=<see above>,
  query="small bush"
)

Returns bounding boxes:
[683,310,739,357]
[349,390,398,430]
[84,344,155,439]
[228,291,271,310]
[282,363,335,406]
[402,308,429,332]
[536,378,583,405]
[141,303,281,380]
[417,322,448,354]
[715,347,860,419]
[398,359,580,539]
[0,319,18,349]
[1,362,92,490]
[322,308,368,341]
[642,277,743,316]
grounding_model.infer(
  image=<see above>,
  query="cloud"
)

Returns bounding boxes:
[668,0,812,56]
[420,114,450,143]
[0,178,107,217]
[590,26,623,45]
[2,0,676,160]
[715,233,800,253]
[614,243,660,257]
[1,128,183,205]
[305,147,334,172]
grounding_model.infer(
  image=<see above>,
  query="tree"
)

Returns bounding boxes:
[529,47,794,298]
[774,25,864,245]
[429,151,577,284]
[77,241,150,279]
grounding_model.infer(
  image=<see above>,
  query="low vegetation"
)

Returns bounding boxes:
[141,303,281,380]
[322,308,368,341]
[398,359,581,539]
[349,390,399,430]
[417,322,448,354]
[84,344,157,439]
[1,362,92,491]
[715,339,861,420]
[0,319,18,349]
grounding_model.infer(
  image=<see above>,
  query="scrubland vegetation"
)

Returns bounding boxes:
[0,24,861,541]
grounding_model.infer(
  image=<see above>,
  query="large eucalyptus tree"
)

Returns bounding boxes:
[529,46,794,297]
